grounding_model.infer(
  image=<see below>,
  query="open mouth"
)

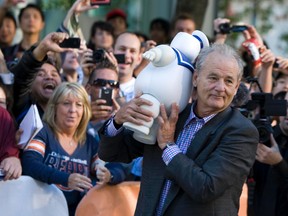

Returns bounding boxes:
[43,83,56,93]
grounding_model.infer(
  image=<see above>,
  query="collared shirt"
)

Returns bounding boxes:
[104,103,216,215]
[119,78,135,102]
[106,117,124,136]
[156,104,215,216]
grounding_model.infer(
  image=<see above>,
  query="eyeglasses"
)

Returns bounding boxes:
[92,79,119,88]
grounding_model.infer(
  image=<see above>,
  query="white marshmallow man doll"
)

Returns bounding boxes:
[123,30,209,144]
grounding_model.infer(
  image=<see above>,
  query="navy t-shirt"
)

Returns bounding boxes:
[22,123,99,213]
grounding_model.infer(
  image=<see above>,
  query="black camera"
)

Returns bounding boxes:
[92,49,105,63]
[219,23,248,34]
[242,92,287,144]
[273,58,279,68]
[91,50,125,64]
[59,37,81,48]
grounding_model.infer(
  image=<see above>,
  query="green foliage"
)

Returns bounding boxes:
[40,0,75,10]
[40,0,129,11]
[218,0,288,54]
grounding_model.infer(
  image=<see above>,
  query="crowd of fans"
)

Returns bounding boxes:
[0,0,288,216]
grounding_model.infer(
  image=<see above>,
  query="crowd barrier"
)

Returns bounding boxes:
[0,175,68,216]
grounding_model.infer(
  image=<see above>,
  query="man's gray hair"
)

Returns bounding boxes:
[195,43,244,80]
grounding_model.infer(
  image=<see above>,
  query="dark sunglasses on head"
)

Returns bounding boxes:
[92,79,119,88]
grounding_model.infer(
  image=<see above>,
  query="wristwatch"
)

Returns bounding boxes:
[163,142,176,151]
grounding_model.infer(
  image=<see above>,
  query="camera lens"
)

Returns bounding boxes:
[254,120,273,144]
[92,49,105,63]
[219,23,231,34]
[258,125,271,144]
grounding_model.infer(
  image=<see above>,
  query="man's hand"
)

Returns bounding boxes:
[2,0,25,7]
[274,56,288,74]
[213,18,230,44]
[71,0,99,15]
[114,94,154,125]
[157,103,179,150]
[242,25,264,47]
[96,166,112,185]
[33,32,71,61]
[260,46,276,69]
[90,99,114,122]
[256,134,283,165]
[0,157,22,180]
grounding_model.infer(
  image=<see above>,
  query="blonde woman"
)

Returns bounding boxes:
[22,82,99,215]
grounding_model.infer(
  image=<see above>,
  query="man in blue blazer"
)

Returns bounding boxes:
[98,43,259,216]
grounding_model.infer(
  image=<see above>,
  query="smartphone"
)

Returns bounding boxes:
[59,38,81,48]
[99,87,113,106]
[90,0,111,6]
[114,54,125,64]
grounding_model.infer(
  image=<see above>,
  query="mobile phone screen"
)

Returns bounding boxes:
[59,38,81,48]
[99,87,113,106]
[90,0,111,5]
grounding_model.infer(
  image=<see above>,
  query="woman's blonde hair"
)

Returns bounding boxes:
[43,82,91,145]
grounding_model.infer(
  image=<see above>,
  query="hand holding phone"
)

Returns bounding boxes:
[99,87,113,106]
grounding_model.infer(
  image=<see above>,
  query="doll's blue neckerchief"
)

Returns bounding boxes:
[172,47,194,73]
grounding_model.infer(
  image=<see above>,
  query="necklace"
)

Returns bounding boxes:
[69,140,74,146]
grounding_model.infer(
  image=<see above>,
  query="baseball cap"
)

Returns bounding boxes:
[106,8,127,21]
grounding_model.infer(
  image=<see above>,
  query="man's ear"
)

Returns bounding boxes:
[85,84,91,94]
[136,52,142,65]
[192,71,198,87]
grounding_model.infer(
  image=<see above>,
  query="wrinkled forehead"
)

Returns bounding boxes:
[115,33,141,50]
[37,63,59,75]
[95,68,118,80]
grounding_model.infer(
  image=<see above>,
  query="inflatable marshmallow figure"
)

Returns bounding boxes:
[123,30,209,144]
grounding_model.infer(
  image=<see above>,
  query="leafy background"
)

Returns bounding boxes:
[39,0,288,56]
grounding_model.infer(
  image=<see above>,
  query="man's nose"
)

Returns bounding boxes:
[215,80,225,91]
[124,50,130,59]
[44,72,55,79]
[105,83,111,88]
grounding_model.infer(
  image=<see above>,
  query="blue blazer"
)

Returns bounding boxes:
[99,104,259,216]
